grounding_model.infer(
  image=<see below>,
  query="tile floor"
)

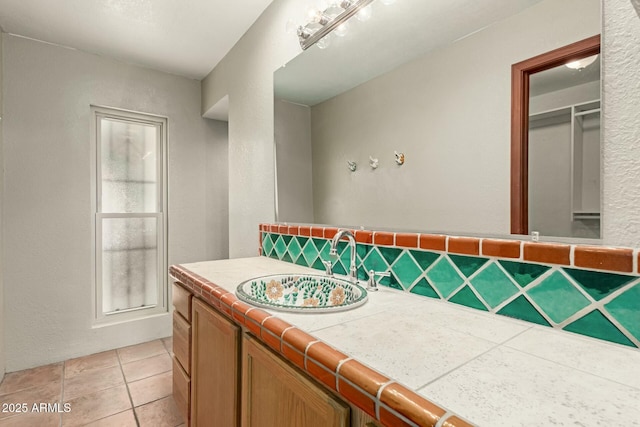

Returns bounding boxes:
[0,337,184,427]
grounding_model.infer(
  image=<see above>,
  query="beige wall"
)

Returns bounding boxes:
[2,34,228,371]
[274,99,314,223]
[201,1,304,257]
[204,0,640,249]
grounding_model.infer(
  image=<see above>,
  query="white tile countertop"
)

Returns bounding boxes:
[179,257,640,427]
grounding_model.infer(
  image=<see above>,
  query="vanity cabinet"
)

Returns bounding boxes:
[241,335,350,427]
[191,298,240,427]
[172,283,193,424]
[172,284,379,427]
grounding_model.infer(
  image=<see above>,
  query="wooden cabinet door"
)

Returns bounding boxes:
[191,298,240,427]
[241,335,350,427]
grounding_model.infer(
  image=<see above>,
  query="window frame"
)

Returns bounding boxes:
[90,105,169,325]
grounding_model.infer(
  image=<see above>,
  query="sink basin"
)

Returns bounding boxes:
[236,274,368,313]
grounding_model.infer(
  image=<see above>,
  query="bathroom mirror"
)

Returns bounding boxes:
[274,0,601,240]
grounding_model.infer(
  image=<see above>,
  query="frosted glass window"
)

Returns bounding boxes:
[102,218,158,313]
[100,119,158,213]
[93,106,167,321]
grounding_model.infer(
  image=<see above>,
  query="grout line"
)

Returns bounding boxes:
[116,349,140,427]
[416,326,532,391]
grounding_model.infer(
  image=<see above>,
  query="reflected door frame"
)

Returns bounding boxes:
[510,35,601,235]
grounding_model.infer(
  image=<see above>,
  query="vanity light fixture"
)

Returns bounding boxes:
[295,0,377,50]
[565,54,598,70]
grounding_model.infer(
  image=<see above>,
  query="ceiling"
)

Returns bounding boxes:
[530,55,600,97]
[0,0,274,79]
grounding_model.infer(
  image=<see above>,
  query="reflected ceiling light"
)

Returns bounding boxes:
[295,0,376,50]
[565,54,599,70]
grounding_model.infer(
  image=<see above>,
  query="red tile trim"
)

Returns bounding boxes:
[324,227,339,239]
[307,360,337,391]
[311,227,325,238]
[260,329,281,352]
[245,319,261,337]
[299,226,311,237]
[380,383,446,427]
[482,239,521,259]
[523,242,571,265]
[288,225,300,235]
[442,415,475,427]
[338,360,389,397]
[306,342,348,371]
[282,343,305,370]
[379,406,414,427]
[574,246,633,273]
[355,230,373,244]
[278,225,288,234]
[448,237,480,255]
[269,225,279,233]
[262,317,291,339]
[338,378,376,418]
[246,308,271,325]
[373,232,395,246]
[282,328,316,353]
[396,233,418,248]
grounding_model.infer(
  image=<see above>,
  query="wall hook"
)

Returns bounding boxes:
[347,161,357,172]
[395,151,405,165]
[369,156,379,169]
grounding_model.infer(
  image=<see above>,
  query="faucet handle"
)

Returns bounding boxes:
[322,260,334,276]
[367,270,390,291]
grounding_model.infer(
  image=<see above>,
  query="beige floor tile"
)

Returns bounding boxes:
[135,396,184,427]
[62,384,131,427]
[162,337,173,353]
[129,371,172,407]
[0,411,60,427]
[63,365,124,401]
[83,409,137,427]
[64,350,119,379]
[0,381,61,420]
[0,363,63,395]
[117,340,167,364]
[122,353,171,383]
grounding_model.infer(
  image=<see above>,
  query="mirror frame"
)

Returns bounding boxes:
[510,34,601,235]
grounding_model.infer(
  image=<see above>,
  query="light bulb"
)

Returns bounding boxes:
[285,19,298,34]
[356,4,373,21]
[317,34,332,49]
[334,21,349,37]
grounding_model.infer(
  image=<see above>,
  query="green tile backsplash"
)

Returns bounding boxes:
[261,232,640,349]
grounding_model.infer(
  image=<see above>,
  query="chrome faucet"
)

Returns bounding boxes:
[330,229,358,283]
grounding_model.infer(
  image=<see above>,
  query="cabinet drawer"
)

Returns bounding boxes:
[173,282,192,322]
[173,312,191,375]
[173,356,190,425]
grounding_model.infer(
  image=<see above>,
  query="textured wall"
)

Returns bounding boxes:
[274,99,314,223]
[602,1,640,247]
[201,0,305,257]
[2,34,228,371]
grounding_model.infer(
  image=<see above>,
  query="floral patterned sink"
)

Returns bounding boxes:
[235,274,368,313]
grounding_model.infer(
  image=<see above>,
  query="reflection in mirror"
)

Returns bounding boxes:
[275,0,600,240]
[528,55,601,238]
